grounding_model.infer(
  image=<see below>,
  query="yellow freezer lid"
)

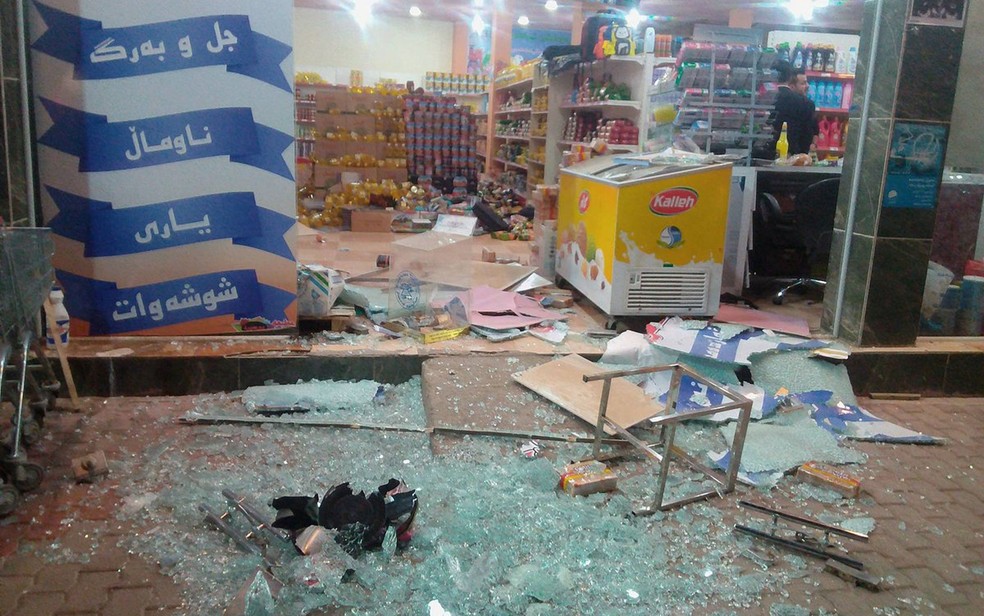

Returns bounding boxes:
[560,154,732,187]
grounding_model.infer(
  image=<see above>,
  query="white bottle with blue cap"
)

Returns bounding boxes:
[46,286,70,349]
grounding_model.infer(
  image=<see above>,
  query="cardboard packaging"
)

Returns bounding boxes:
[349,208,396,233]
[559,460,617,496]
[796,462,862,498]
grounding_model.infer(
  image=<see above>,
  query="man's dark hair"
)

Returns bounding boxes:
[774,60,804,85]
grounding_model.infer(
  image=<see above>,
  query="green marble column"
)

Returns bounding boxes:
[1,0,30,226]
[822,0,969,346]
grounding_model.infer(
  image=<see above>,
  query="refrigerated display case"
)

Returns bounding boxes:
[556,154,732,317]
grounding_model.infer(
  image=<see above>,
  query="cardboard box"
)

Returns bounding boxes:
[316,113,377,137]
[796,462,862,498]
[313,166,377,190]
[349,208,396,233]
[559,460,617,496]
[315,88,350,114]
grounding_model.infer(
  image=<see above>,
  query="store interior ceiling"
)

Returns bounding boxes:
[296,1,864,31]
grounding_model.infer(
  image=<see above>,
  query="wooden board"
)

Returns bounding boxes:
[512,354,665,435]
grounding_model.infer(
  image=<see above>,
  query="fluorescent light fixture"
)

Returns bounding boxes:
[409,6,422,17]
[474,0,485,7]
[471,14,486,34]
[352,0,375,27]
[626,8,642,28]
[517,15,530,26]
[545,0,559,10]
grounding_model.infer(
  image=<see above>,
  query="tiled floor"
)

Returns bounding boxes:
[0,391,982,615]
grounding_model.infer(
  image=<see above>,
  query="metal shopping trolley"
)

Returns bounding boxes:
[0,227,62,516]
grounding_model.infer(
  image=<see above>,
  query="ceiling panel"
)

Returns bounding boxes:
[294,1,863,31]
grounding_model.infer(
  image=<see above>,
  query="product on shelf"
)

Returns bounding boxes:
[595,119,639,145]
[404,93,478,185]
[424,71,490,95]
[572,75,631,103]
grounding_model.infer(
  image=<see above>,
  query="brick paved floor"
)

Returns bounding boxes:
[1,394,982,615]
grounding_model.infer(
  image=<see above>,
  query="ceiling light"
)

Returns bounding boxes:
[626,8,642,29]
[409,6,422,17]
[787,0,816,20]
[474,0,485,7]
[471,14,486,34]
[352,0,375,28]
[518,15,530,26]
[545,0,559,10]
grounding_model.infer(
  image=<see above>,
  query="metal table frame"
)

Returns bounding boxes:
[583,363,752,513]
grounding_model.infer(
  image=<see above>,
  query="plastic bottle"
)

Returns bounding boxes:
[793,46,804,69]
[824,47,836,72]
[807,81,818,102]
[817,117,830,148]
[776,122,789,160]
[841,81,853,110]
[829,119,842,148]
[833,82,843,108]
[816,81,828,108]
[46,287,70,349]
[835,47,847,74]
[848,47,858,74]
[644,28,656,54]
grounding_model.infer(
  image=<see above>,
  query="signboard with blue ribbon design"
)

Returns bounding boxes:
[32,2,292,92]
[31,0,297,336]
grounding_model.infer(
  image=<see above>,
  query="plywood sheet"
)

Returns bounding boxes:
[512,354,665,435]
[418,261,534,291]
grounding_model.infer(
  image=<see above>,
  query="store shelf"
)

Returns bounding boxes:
[494,77,534,92]
[507,161,527,171]
[530,135,547,140]
[806,71,855,79]
[493,135,530,143]
[527,159,545,166]
[557,140,640,152]
[294,99,317,106]
[493,157,513,166]
[476,151,487,158]
[816,107,850,115]
[532,110,550,115]
[495,106,532,116]
[532,85,549,92]
[295,119,316,125]
[560,100,641,111]
[690,102,774,110]
[817,147,845,153]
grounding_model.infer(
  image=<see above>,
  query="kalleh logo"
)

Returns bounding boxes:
[649,187,698,216]
[578,190,590,213]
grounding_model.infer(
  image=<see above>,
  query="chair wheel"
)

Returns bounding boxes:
[773,295,784,305]
[20,420,42,446]
[12,463,43,492]
[0,485,19,517]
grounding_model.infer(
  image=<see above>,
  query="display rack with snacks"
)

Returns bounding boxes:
[404,93,479,188]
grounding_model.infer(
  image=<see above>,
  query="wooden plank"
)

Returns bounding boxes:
[43,299,80,411]
[512,354,665,435]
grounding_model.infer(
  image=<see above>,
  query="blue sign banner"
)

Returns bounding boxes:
[46,187,295,260]
[883,121,948,209]
[38,98,294,180]
[32,2,292,92]
[57,268,296,335]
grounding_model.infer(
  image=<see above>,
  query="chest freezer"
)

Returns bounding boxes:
[556,154,733,317]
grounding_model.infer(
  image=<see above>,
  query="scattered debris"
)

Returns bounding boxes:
[71,450,109,483]
[825,558,885,591]
[559,460,617,496]
[796,461,862,498]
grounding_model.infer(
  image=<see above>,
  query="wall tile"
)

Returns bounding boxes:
[820,228,846,335]
[855,0,908,120]
[861,238,932,345]
[850,118,893,237]
[896,25,964,121]
[832,232,875,344]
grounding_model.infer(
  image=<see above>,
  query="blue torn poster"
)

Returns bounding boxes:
[646,317,826,365]
[803,391,943,444]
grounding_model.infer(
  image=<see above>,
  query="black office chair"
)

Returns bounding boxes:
[772,177,841,304]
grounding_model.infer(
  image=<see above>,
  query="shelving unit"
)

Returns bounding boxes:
[804,69,854,161]
[294,83,408,195]
[544,53,656,184]
[658,41,780,164]
[487,61,552,196]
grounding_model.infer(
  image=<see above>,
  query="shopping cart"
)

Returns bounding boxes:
[0,227,61,516]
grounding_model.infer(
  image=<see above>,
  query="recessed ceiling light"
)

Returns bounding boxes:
[352,0,375,27]
[545,0,559,10]
[471,14,486,34]
[517,15,530,26]
[474,0,485,7]
[409,6,422,17]
[626,8,642,28]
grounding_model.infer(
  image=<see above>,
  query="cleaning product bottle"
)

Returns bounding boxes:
[793,45,804,69]
[46,287,70,349]
[824,46,836,72]
[835,47,847,74]
[644,28,656,54]
[817,117,830,148]
[829,119,842,148]
[833,82,844,108]
[776,122,789,160]
[848,47,858,74]
[816,81,828,108]
[808,81,818,103]
[841,81,853,110]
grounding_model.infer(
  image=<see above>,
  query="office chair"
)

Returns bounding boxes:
[773,177,841,304]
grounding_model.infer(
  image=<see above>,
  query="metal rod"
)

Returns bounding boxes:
[592,377,613,458]
[725,403,753,491]
[734,524,865,570]
[581,363,677,382]
[664,366,683,416]
[832,0,885,338]
[648,400,748,426]
[222,490,291,544]
[16,0,37,225]
[10,332,31,457]
[738,500,870,542]
[179,414,624,444]
[650,423,676,511]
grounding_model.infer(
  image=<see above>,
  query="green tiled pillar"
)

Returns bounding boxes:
[822,0,970,346]
[1,0,31,226]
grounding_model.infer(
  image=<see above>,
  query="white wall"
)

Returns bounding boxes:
[293,8,454,86]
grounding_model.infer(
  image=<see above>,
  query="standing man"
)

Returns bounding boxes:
[771,61,818,157]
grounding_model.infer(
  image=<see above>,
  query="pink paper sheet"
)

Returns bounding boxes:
[457,286,567,330]
[713,304,811,338]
